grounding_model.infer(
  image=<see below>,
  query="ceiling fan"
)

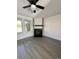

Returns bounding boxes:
[23,0,45,13]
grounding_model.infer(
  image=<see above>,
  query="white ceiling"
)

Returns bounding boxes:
[17,0,61,18]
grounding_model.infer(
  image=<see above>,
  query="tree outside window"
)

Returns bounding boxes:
[24,21,31,31]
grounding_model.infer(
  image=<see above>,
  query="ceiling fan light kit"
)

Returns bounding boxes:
[31,4,36,13]
[23,0,45,13]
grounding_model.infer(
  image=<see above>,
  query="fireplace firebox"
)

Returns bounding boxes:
[34,29,43,37]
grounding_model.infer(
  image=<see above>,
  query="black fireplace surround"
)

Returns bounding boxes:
[34,29,43,37]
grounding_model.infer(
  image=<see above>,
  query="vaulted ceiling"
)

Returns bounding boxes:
[17,0,61,18]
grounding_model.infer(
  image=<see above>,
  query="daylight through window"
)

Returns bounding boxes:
[17,20,22,33]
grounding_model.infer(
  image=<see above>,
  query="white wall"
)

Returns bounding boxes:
[17,15,33,40]
[17,31,33,40]
[34,18,42,25]
[43,15,61,40]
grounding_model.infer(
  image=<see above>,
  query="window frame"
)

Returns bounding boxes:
[24,19,33,32]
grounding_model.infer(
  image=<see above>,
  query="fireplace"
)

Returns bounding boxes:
[34,29,43,37]
[33,18,44,37]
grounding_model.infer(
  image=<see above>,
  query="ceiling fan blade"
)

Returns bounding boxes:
[36,5,44,9]
[23,5,31,8]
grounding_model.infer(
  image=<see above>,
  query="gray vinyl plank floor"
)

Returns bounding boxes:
[17,37,61,59]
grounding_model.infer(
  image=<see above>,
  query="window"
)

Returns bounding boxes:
[17,20,22,33]
[24,21,31,31]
